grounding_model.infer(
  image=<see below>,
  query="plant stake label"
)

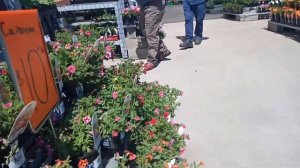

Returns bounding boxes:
[8,101,36,144]
[0,10,60,132]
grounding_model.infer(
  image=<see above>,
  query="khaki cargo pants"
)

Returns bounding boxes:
[140,0,170,64]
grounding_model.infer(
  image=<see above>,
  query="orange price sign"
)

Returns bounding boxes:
[0,10,59,132]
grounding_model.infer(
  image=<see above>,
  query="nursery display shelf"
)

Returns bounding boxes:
[57,2,118,12]
[223,11,270,22]
[268,21,300,32]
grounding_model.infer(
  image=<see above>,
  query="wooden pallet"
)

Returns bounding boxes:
[223,11,270,21]
[268,21,300,33]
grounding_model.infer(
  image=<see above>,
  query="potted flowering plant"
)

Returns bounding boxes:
[0,63,24,164]
[296,10,300,26]
[122,7,141,25]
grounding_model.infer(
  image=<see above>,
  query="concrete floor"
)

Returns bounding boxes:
[140,19,300,168]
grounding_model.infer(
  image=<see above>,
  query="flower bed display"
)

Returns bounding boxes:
[270,0,300,27]
[0,23,202,168]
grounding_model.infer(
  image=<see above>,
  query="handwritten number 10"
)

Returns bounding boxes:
[20,49,49,104]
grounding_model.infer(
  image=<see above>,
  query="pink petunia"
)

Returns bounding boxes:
[106,45,112,52]
[79,29,84,35]
[52,41,61,52]
[2,101,12,109]
[179,147,185,155]
[85,31,92,36]
[82,116,91,124]
[164,111,169,119]
[99,70,105,77]
[115,116,121,122]
[134,116,141,121]
[112,91,118,99]
[95,98,101,105]
[105,51,112,59]
[112,130,119,137]
[154,108,160,115]
[74,42,82,49]
[67,65,76,75]
[159,91,164,98]
[65,43,72,50]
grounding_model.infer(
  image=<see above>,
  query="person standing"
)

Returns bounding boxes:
[180,0,206,49]
[137,0,171,72]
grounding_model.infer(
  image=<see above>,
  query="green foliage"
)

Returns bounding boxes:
[20,0,55,8]
[223,2,244,13]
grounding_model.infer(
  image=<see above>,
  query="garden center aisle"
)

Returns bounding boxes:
[141,19,300,168]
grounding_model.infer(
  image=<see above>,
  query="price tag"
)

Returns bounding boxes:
[8,148,25,168]
[92,112,101,152]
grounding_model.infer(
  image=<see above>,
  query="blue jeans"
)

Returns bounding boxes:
[183,0,206,41]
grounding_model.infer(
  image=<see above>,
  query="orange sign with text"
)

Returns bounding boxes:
[0,10,59,132]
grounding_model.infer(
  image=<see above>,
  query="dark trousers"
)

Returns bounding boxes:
[140,0,169,64]
[183,0,206,41]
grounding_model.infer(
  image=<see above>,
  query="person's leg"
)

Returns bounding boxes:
[157,6,171,59]
[183,0,194,41]
[143,4,162,71]
[195,2,206,43]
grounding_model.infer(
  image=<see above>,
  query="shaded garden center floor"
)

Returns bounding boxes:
[140,19,300,168]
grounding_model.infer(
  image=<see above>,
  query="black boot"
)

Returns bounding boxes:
[179,40,193,49]
[194,36,202,45]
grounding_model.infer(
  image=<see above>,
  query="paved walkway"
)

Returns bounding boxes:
[141,19,300,168]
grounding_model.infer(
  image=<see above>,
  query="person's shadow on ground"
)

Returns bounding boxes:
[176,36,209,42]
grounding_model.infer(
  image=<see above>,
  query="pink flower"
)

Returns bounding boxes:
[2,101,12,109]
[74,42,82,49]
[85,31,92,36]
[182,124,186,129]
[134,116,141,121]
[125,127,131,132]
[179,147,185,155]
[105,51,112,59]
[52,41,60,52]
[82,116,91,124]
[126,151,136,161]
[0,69,8,75]
[112,131,119,137]
[159,91,164,98]
[133,7,140,13]
[149,131,155,138]
[180,91,183,96]
[154,108,160,115]
[115,116,121,122]
[65,43,72,50]
[100,70,105,77]
[67,65,76,75]
[79,29,84,35]
[106,46,112,52]
[95,98,101,105]
[123,8,129,14]
[112,91,118,99]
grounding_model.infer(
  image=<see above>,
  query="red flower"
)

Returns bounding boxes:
[0,69,8,75]
[149,131,155,138]
[115,116,121,122]
[137,95,144,106]
[78,159,88,168]
[85,31,92,36]
[172,165,179,168]
[105,51,112,59]
[112,130,119,137]
[134,116,141,121]
[149,118,157,125]
[164,111,169,119]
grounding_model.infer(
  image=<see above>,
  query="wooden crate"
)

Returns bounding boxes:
[223,11,270,22]
[268,21,300,33]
